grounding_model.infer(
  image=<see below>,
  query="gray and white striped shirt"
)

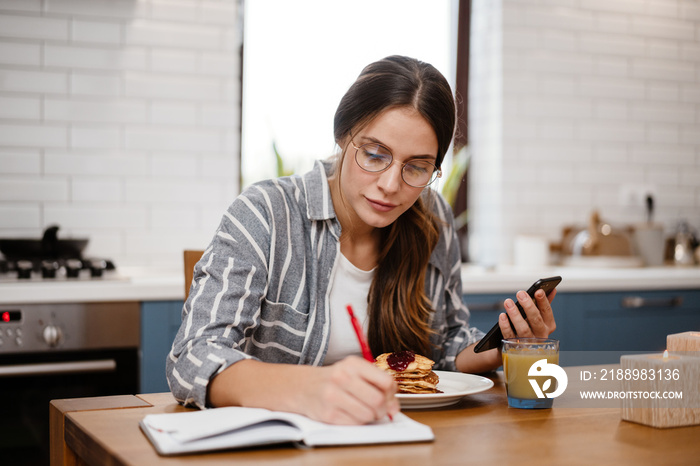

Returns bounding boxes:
[166,159,484,408]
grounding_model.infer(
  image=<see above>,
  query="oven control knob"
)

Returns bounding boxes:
[43,325,63,347]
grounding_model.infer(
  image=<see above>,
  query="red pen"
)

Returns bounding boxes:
[346,305,393,421]
[346,305,374,362]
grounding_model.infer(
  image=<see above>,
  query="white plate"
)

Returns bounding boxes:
[396,371,494,409]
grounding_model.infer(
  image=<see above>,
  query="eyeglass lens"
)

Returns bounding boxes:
[355,143,437,187]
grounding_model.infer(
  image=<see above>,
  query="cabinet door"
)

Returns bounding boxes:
[564,289,700,354]
[140,301,183,393]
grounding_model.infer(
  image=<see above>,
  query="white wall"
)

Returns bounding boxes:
[3,0,698,269]
[0,0,240,267]
[469,0,700,266]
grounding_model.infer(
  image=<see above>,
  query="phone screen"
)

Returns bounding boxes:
[472,276,562,353]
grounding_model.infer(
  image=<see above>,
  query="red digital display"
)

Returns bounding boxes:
[1,310,21,323]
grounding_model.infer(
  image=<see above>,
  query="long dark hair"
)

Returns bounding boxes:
[333,55,456,356]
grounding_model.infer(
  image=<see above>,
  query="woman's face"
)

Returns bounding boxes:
[337,107,439,231]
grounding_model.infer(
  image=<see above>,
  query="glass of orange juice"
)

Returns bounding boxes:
[502,338,560,409]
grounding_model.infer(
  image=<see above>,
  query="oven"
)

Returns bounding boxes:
[0,302,140,466]
[0,227,141,465]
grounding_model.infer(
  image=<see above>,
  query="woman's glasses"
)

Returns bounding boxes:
[352,141,441,188]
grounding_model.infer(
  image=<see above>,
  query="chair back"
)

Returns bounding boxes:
[183,250,204,300]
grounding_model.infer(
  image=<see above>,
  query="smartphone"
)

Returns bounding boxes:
[472,276,562,353]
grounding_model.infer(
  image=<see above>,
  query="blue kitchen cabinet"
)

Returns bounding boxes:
[140,301,183,393]
[561,289,700,361]
[464,289,700,366]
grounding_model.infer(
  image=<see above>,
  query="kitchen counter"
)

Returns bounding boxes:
[1,264,699,305]
[460,264,700,294]
[0,266,183,305]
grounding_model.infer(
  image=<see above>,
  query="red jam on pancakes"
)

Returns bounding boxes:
[387,350,415,372]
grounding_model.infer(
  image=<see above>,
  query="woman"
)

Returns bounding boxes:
[167,55,556,425]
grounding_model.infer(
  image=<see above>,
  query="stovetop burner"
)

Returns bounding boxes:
[0,257,119,282]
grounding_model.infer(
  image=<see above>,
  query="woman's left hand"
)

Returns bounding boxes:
[498,288,557,339]
[455,288,557,373]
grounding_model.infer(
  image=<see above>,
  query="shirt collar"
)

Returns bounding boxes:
[302,158,337,221]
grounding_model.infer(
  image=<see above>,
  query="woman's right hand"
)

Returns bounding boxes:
[300,355,400,425]
[207,356,399,425]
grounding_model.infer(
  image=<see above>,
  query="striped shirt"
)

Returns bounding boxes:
[166,159,484,408]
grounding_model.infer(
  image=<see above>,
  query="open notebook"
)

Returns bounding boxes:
[140,406,434,455]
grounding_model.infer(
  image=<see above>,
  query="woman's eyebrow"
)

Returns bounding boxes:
[357,135,384,145]
[357,135,437,161]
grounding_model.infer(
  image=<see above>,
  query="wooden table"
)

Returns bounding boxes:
[50,368,700,466]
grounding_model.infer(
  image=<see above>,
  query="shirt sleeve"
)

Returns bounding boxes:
[166,187,273,409]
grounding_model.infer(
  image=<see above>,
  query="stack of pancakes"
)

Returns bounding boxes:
[375,351,442,394]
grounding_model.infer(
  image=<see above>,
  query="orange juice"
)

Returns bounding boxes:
[502,338,559,409]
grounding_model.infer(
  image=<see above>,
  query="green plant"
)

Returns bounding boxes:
[440,145,470,230]
[273,141,294,177]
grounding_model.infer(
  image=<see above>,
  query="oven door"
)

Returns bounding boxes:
[0,348,138,466]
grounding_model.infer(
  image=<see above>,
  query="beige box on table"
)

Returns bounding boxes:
[620,351,700,428]
[667,331,700,353]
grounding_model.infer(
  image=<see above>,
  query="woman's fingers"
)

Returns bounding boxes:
[517,291,547,336]
[498,312,516,339]
[310,357,398,425]
[503,297,532,336]
[534,288,557,333]
[501,288,558,339]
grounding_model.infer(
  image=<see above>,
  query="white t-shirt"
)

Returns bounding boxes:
[324,253,375,365]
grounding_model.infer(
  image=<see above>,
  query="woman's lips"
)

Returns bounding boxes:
[366,197,397,212]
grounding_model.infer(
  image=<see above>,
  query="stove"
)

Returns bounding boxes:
[0,225,129,283]
[0,257,123,283]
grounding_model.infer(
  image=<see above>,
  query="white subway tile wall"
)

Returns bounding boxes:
[0,0,240,267]
[469,0,700,266]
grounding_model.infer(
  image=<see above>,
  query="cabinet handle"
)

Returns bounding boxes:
[621,296,683,309]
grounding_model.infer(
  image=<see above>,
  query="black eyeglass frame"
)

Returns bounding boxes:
[350,140,442,188]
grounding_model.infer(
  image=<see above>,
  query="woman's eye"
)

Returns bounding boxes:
[363,148,390,162]
[405,163,428,175]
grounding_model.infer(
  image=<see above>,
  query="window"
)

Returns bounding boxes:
[241,0,457,187]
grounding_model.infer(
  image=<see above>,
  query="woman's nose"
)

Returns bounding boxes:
[376,163,403,193]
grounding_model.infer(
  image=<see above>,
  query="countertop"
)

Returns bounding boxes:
[459,264,700,294]
[1,264,699,305]
[0,266,183,305]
